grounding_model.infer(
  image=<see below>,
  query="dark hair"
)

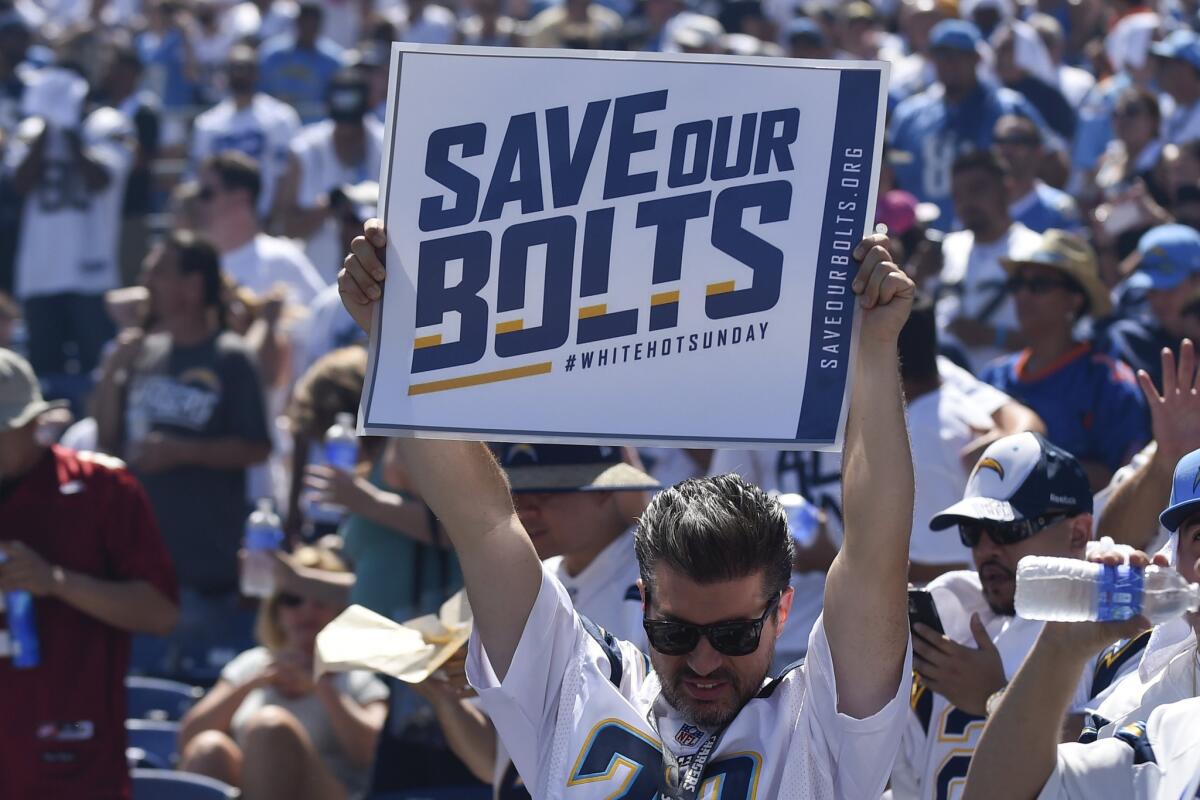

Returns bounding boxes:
[952,149,1009,182]
[203,151,261,207]
[167,229,227,328]
[635,474,794,602]
[1115,86,1161,126]
[898,291,939,384]
[288,346,367,440]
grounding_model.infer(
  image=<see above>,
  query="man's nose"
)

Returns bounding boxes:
[687,636,724,677]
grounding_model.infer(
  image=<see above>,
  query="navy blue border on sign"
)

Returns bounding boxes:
[366,51,883,447]
[794,69,880,442]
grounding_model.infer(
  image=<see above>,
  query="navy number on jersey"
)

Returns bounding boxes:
[933,707,986,800]
[37,160,91,213]
[567,720,762,798]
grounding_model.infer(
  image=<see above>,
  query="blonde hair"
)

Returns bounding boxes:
[255,545,349,652]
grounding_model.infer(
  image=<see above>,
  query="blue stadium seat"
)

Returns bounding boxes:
[127,676,203,721]
[126,720,181,771]
[131,768,239,800]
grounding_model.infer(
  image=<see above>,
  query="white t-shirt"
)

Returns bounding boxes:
[906,383,993,567]
[9,109,134,299]
[222,233,327,305]
[935,223,1040,370]
[299,283,367,376]
[291,117,384,281]
[191,94,301,216]
[467,567,912,799]
[1039,694,1200,799]
[890,571,1107,800]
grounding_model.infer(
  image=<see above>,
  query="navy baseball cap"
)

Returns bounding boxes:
[493,444,660,493]
[1150,29,1200,72]
[930,432,1091,531]
[930,19,982,53]
[1128,224,1200,291]
[1160,448,1200,532]
[785,17,827,45]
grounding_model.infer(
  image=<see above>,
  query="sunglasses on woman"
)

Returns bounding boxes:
[957,512,1072,549]
[276,592,307,608]
[1004,276,1077,295]
[642,591,782,657]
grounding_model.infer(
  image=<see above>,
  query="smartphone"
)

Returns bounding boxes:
[907,589,945,636]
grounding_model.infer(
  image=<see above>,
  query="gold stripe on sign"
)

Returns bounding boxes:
[408,362,553,396]
[579,304,607,319]
[650,291,680,306]
[413,334,443,349]
[495,319,524,334]
[706,281,736,296]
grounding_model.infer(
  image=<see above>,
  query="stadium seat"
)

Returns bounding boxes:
[126,720,181,771]
[131,768,239,800]
[127,676,203,721]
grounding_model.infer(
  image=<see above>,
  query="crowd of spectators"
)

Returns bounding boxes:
[2,0,1200,796]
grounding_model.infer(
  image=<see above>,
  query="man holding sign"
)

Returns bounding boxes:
[338,223,915,797]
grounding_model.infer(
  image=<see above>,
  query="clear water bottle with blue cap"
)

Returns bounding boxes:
[306,412,359,526]
[1015,556,1200,623]
[0,553,40,669]
[241,499,284,598]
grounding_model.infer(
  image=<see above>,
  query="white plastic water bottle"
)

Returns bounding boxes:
[306,413,359,526]
[241,499,284,598]
[777,493,821,548]
[1015,556,1200,623]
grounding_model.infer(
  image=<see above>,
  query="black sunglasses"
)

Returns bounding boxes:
[958,512,1072,549]
[1005,276,1077,295]
[642,591,781,657]
[276,592,305,608]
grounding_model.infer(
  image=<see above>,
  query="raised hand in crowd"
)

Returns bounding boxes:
[1096,340,1200,547]
[962,548,1164,800]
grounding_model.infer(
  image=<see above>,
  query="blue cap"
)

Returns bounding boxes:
[1160,449,1200,532]
[930,19,982,53]
[930,432,1091,531]
[493,443,660,493]
[785,17,826,45]
[1150,29,1200,72]
[1128,224,1200,291]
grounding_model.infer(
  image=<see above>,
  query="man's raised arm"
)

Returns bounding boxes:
[823,234,916,718]
[339,220,543,680]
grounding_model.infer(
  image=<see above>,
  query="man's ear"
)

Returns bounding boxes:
[775,586,795,639]
[637,578,647,611]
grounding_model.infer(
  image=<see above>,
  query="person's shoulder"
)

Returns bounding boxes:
[194,99,233,127]
[293,118,333,150]
[56,445,138,490]
[1086,348,1141,389]
[1035,181,1077,210]
[213,330,260,366]
[256,232,308,262]
[891,86,941,121]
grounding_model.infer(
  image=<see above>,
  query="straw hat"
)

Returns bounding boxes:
[1001,229,1112,318]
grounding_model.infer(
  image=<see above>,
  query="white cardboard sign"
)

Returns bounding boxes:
[362,45,889,450]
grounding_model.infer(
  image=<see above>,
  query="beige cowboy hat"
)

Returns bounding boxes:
[1001,229,1113,318]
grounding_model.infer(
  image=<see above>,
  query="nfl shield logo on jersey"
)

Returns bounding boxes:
[675,724,705,748]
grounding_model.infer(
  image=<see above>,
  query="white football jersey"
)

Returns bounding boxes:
[468,567,912,800]
[1039,695,1200,799]
[191,94,300,216]
[9,109,134,299]
[890,571,1142,800]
